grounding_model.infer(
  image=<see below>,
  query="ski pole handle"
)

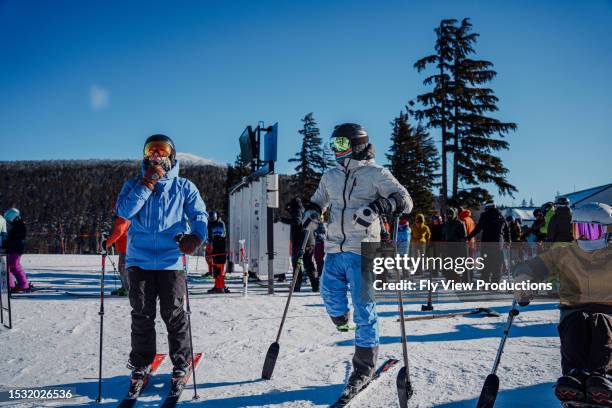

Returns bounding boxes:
[100,232,109,255]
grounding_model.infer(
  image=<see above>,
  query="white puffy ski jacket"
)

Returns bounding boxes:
[310,157,413,255]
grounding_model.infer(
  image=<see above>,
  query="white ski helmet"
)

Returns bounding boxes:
[571,202,611,251]
[3,208,20,223]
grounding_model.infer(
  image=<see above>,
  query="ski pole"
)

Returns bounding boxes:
[393,216,414,408]
[421,256,434,311]
[261,229,310,380]
[239,239,248,297]
[107,253,118,292]
[174,234,200,400]
[96,232,108,403]
[476,299,519,408]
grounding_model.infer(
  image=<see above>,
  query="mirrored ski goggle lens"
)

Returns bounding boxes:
[329,137,351,152]
[144,141,172,158]
[572,222,607,240]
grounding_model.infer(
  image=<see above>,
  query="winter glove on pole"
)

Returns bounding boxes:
[302,203,322,233]
[513,273,535,307]
[178,234,203,255]
[140,165,166,191]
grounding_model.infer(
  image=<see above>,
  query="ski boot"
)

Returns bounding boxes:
[10,283,33,294]
[169,365,189,396]
[207,287,231,294]
[336,323,356,332]
[111,287,128,296]
[587,374,612,407]
[556,369,589,403]
[345,346,378,392]
[127,365,150,397]
[331,313,353,332]
[342,370,373,395]
[248,271,261,282]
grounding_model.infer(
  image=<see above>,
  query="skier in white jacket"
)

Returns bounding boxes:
[302,123,413,394]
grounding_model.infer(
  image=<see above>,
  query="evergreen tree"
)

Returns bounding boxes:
[288,113,325,198]
[529,197,534,207]
[521,198,527,207]
[412,18,517,209]
[451,18,517,199]
[386,111,439,216]
[321,144,337,173]
[449,187,492,210]
[226,153,251,191]
[410,19,457,211]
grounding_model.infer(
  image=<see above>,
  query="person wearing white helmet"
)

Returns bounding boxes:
[514,202,612,406]
[3,208,32,292]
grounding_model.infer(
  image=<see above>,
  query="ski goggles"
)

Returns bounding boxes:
[329,136,352,152]
[143,141,173,158]
[572,222,610,240]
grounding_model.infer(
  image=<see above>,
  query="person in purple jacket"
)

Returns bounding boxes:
[115,134,208,391]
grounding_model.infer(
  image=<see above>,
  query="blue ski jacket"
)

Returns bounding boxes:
[116,161,208,270]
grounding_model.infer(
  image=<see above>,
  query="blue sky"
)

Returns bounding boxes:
[1,0,611,206]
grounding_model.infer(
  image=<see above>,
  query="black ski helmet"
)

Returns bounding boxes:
[555,197,570,207]
[331,123,370,160]
[210,211,219,222]
[143,134,176,167]
[541,201,554,213]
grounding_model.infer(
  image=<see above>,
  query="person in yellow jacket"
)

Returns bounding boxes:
[410,213,430,275]
[514,202,612,406]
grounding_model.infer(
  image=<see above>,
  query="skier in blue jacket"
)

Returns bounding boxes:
[115,134,208,394]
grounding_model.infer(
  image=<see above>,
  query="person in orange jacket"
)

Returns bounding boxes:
[459,208,476,244]
[105,215,131,295]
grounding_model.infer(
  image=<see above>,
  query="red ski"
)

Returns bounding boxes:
[117,353,166,408]
[160,352,203,408]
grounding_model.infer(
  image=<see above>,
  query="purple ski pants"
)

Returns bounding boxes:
[8,254,29,289]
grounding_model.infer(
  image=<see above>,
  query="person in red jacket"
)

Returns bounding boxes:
[106,214,130,296]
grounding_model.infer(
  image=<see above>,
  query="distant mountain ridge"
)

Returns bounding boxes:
[0,152,226,167]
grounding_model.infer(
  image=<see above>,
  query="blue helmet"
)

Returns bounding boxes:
[4,208,20,222]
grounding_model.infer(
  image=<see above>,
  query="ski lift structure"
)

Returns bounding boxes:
[229,122,291,294]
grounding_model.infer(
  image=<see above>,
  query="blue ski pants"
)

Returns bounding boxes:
[321,252,379,347]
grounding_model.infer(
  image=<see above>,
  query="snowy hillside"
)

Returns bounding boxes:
[0,255,561,407]
[175,152,226,168]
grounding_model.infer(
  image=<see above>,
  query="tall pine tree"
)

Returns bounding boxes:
[411,19,457,211]
[412,18,516,208]
[288,113,325,199]
[386,111,440,216]
[451,18,517,200]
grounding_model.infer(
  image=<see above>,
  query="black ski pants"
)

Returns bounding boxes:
[128,267,190,368]
[292,246,319,292]
[559,310,612,375]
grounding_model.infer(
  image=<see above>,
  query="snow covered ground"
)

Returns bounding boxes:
[0,255,561,407]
